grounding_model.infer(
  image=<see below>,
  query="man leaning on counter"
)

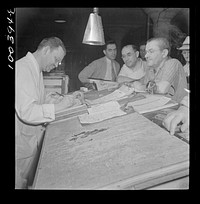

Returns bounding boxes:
[128,37,188,103]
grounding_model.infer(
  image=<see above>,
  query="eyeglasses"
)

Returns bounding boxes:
[54,56,62,65]
[145,49,161,55]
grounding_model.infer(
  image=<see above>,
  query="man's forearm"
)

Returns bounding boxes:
[78,65,94,83]
[54,103,64,113]
[155,81,171,94]
[78,74,91,83]
[117,75,136,83]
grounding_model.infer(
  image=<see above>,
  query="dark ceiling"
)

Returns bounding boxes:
[16,7,189,59]
[16,7,189,91]
[16,8,148,54]
[16,7,148,35]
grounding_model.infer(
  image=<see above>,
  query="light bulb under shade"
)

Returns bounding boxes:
[82,13,105,45]
[54,19,66,23]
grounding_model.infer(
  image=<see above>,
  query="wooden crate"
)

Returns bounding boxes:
[43,75,69,94]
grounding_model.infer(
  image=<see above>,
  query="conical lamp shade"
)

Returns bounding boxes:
[178,36,189,50]
[82,13,105,45]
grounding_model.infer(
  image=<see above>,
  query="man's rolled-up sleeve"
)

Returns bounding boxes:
[161,59,180,84]
[42,104,55,120]
[18,102,55,123]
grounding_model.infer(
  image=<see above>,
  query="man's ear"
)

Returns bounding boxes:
[136,51,139,58]
[42,46,50,55]
[162,49,169,58]
[103,50,106,55]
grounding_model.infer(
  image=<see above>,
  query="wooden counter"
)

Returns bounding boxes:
[33,109,189,189]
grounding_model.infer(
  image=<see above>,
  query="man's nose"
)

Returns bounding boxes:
[55,62,59,67]
[112,50,116,55]
[122,55,128,61]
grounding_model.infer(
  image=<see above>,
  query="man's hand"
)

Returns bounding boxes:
[83,83,96,90]
[132,81,146,91]
[72,91,84,100]
[163,106,189,135]
[45,92,64,104]
[72,91,85,103]
[55,95,75,113]
[155,81,170,94]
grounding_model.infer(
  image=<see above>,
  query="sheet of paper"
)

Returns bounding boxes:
[128,95,177,114]
[89,79,119,91]
[78,101,126,124]
[85,85,135,105]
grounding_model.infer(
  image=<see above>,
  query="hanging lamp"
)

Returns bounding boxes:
[82,7,105,45]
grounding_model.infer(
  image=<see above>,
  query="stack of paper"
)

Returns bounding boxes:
[78,101,126,124]
[128,95,178,114]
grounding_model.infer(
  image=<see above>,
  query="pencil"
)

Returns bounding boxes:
[55,92,64,97]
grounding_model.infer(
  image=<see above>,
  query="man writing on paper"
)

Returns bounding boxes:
[116,44,147,85]
[130,37,188,102]
[15,37,83,188]
[78,40,120,89]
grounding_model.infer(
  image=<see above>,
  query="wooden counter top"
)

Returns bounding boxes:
[33,111,189,189]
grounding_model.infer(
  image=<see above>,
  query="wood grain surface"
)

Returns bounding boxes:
[33,112,189,189]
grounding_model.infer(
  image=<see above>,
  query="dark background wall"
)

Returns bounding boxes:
[16,7,189,91]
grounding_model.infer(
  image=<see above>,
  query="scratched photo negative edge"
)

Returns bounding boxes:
[188,8,197,191]
[4,8,15,191]
[12,5,196,192]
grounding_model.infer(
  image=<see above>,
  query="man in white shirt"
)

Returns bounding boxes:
[117,44,147,84]
[130,37,187,102]
[15,37,81,188]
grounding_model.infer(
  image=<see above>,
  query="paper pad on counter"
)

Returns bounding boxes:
[78,101,126,124]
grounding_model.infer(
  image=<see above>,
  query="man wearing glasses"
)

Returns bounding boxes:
[131,37,188,103]
[15,37,83,188]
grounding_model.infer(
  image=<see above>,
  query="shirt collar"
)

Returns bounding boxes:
[105,56,113,64]
[26,52,40,74]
